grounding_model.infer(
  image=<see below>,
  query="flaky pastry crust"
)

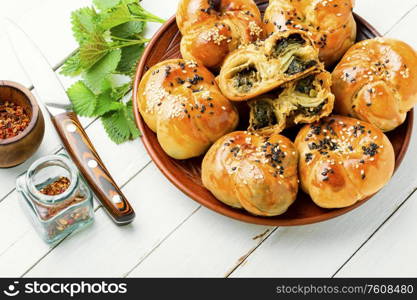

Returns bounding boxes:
[248,68,334,133]
[218,30,321,101]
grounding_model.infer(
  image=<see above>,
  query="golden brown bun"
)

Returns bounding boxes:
[248,68,334,133]
[177,0,263,69]
[202,131,299,216]
[264,0,356,66]
[295,115,395,209]
[137,59,239,160]
[332,38,417,132]
[218,30,320,101]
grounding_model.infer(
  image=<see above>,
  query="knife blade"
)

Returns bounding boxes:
[5,19,135,225]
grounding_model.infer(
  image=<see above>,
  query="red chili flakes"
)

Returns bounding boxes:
[0,101,30,139]
[40,177,71,196]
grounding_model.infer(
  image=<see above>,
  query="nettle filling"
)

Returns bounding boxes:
[251,100,277,130]
[286,74,327,118]
[233,65,259,93]
[249,74,328,130]
[272,33,317,75]
[286,58,317,75]
[272,33,306,57]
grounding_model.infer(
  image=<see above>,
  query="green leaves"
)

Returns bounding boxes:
[100,5,133,30]
[111,20,144,39]
[79,32,110,70]
[62,0,163,144]
[61,51,83,76]
[67,81,97,117]
[67,78,137,143]
[71,7,100,45]
[84,49,121,93]
[102,104,140,144]
[128,2,165,23]
[117,44,144,75]
[93,0,121,11]
[95,90,125,116]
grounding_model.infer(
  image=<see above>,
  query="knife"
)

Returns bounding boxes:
[6,19,135,225]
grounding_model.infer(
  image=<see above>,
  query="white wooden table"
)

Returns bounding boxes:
[1,0,417,278]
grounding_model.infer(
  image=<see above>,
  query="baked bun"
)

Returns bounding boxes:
[137,59,239,159]
[295,115,395,209]
[218,31,320,101]
[332,38,417,132]
[177,0,263,69]
[248,68,334,133]
[264,0,356,66]
[202,131,299,216]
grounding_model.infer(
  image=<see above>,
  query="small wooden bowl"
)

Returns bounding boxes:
[0,80,45,168]
[133,1,414,226]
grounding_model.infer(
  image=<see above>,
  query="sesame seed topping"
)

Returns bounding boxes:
[201,27,227,45]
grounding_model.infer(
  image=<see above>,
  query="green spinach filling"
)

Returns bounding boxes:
[285,58,317,75]
[297,99,327,117]
[252,101,277,130]
[295,75,315,94]
[234,66,258,92]
[273,33,306,57]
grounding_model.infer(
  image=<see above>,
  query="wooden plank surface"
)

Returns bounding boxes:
[0,0,416,278]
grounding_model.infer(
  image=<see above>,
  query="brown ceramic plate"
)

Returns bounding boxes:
[133,1,414,226]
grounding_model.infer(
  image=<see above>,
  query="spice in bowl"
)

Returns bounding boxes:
[0,101,30,139]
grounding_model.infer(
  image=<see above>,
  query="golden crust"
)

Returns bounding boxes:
[248,68,335,134]
[295,115,395,209]
[332,38,417,132]
[137,59,239,160]
[264,0,356,66]
[202,131,299,216]
[177,0,263,69]
[218,30,321,101]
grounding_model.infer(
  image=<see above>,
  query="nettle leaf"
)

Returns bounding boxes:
[101,104,139,144]
[71,7,99,45]
[83,49,122,94]
[100,5,132,30]
[94,90,124,116]
[116,43,144,75]
[60,51,83,76]
[63,0,160,145]
[93,0,120,11]
[110,21,144,39]
[128,2,165,23]
[121,0,137,5]
[111,82,132,100]
[79,32,110,69]
[126,100,141,138]
[67,81,97,117]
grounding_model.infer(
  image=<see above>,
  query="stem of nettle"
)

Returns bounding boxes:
[110,36,145,42]
[131,16,165,23]
[110,38,150,49]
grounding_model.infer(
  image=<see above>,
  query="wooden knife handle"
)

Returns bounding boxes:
[52,112,135,225]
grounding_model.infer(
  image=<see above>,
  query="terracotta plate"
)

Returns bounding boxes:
[133,1,414,226]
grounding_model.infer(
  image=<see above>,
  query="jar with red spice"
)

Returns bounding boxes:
[16,154,94,243]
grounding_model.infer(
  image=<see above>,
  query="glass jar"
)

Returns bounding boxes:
[16,154,94,244]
